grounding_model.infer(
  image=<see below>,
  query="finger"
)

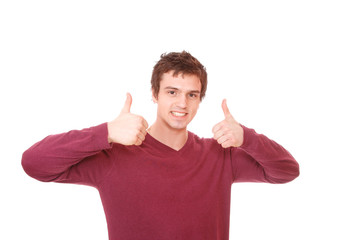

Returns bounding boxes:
[221,99,232,118]
[217,135,229,145]
[134,138,142,146]
[221,141,232,148]
[212,121,224,134]
[142,118,149,129]
[139,126,148,137]
[137,131,146,142]
[218,135,233,148]
[121,93,132,114]
[213,129,227,140]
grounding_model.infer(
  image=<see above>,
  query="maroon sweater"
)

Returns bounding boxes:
[22,123,299,240]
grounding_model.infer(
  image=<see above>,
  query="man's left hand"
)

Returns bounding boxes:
[212,99,244,148]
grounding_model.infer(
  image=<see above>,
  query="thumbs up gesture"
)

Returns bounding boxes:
[212,99,244,148]
[107,93,148,145]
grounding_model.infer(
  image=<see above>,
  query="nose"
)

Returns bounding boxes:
[176,93,187,108]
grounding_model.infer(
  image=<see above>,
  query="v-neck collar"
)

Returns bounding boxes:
[144,131,194,155]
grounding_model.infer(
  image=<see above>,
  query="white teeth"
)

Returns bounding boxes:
[171,111,186,117]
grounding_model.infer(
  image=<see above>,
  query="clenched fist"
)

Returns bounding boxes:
[212,99,244,148]
[107,93,148,146]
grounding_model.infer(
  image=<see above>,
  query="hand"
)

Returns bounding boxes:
[212,99,244,148]
[107,93,148,145]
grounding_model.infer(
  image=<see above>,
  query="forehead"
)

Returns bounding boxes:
[160,71,201,91]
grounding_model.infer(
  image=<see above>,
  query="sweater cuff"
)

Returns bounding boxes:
[239,124,256,150]
[91,123,112,150]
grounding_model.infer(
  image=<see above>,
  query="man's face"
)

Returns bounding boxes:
[153,71,201,131]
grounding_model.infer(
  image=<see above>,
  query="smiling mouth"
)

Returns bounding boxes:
[171,111,187,117]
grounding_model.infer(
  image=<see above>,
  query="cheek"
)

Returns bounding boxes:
[189,102,200,115]
[158,101,171,113]
[192,101,200,109]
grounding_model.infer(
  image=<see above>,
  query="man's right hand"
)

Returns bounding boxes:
[107,93,148,145]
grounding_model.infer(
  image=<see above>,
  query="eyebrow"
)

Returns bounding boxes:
[164,86,200,93]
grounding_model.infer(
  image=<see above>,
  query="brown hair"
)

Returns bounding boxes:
[151,51,207,101]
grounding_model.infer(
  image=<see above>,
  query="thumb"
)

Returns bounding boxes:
[221,99,232,118]
[121,93,132,114]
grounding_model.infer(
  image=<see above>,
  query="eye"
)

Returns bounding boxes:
[168,90,176,95]
[189,93,198,98]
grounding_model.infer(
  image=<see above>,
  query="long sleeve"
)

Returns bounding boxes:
[231,125,299,184]
[21,123,114,187]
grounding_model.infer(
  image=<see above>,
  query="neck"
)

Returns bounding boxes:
[148,121,188,151]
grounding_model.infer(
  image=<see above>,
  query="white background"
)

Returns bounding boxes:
[1,0,359,239]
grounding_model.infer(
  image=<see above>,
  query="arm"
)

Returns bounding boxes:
[21,123,114,187]
[212,99,299,184]
[230,125,299,184]
[22,93,148,187]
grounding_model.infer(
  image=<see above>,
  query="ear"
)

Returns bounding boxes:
[151,89,158,103]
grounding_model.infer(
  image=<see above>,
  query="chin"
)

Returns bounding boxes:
[166,119,190,130]
[169,123,188,130]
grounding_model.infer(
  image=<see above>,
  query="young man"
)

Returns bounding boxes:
[22,51,299,240]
